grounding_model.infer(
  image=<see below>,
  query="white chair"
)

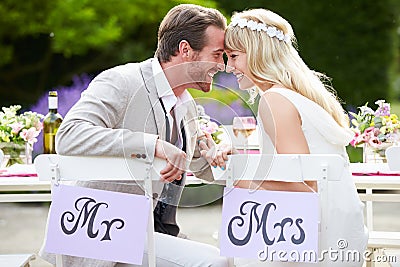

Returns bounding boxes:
[0,253,36,267]
[34,154,166,267]
[212,154,345,266]
[386,146,400,171]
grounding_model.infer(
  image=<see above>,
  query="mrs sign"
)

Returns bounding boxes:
[221,188,318,262]
[213,154,344,264]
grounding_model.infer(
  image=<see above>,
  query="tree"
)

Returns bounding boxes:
[0,0,220,107]
[218,0,400,107]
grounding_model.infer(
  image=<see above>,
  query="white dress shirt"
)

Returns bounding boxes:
[152,58,192,149]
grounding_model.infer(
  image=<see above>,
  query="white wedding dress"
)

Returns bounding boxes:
[235,88,368,267]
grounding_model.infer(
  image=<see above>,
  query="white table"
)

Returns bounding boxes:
[351,163,400,198]
[351,163,400,267]
[351,163,400,228]
[0,162,51,202]
[0,176,51,202]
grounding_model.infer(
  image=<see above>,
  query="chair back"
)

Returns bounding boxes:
[213,154,345,266]
[385,146,400,171]
[34,154,165,267]
[35,154,165,182]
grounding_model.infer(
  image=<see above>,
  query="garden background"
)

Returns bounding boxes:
[0,0,400,161]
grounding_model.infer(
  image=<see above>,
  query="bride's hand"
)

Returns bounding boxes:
[198,132,236,170]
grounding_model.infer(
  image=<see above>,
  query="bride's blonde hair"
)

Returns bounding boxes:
[225,9,349,128]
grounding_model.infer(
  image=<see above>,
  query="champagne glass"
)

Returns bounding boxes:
[232,116,256,154]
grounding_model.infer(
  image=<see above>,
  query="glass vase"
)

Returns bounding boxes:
[362,142,393,163]
[0,142,32,168]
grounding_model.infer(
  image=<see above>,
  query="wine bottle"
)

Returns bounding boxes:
[43,91,63,154]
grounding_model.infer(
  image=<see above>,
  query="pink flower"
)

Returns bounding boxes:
[34,121,43,132]
[350,131,360,146]
[349,139,357,147]
[363,126,376,135]
[9,122,24,134]
[205,121,219,134]
[20,127,40,144]
[199,123,208,132]
[368,136,382,148]
[200,121,219,134]
[352,131,372,146]
[362,127,381,142]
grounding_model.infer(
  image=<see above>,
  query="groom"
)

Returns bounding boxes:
[39,3,229,267]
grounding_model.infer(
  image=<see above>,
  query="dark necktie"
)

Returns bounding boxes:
[153,98,186,236]
[160,101,185,150]
[159,98,171,143]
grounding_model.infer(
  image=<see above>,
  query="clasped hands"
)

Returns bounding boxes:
[154,133,233,183]
[198,132,234,170]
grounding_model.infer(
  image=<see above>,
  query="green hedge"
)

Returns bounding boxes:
[218,0,400,107]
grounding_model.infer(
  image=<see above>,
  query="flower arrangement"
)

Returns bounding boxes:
[0,105,44,166]
[197,105,225,144]
[349,100,400,148]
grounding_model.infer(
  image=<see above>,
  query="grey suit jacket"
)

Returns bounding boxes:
[40,58,214,267]
[56,58,212,180]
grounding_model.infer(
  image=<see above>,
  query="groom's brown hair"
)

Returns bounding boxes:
[155,4,226,63]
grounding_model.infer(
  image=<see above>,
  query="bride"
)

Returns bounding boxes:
[201,8,368,267]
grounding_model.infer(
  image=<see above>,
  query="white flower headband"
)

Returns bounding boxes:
[229,17,291,44]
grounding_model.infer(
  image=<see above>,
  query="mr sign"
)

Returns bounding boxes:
[45,184,150,264]
[220,188,319,262]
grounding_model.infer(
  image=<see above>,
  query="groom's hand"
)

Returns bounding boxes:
[155,139,187,182]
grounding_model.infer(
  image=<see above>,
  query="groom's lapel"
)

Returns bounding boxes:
[139,59,167,141]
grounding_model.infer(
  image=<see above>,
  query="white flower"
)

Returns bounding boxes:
[230,18,239,27]
[256,23,267,32]
[237,18,248,28]
[276,30,284,41]
[266,26,277,37]
[247,20,258,31]
[196,105,206,117]
[284,34,291,44]
[359,106,374,116]
[230,18,290,44]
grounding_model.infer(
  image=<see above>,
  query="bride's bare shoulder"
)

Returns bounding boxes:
[258,89,299,119]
